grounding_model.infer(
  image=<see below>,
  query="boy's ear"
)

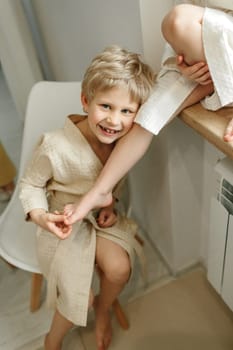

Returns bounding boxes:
[81,93,88,113]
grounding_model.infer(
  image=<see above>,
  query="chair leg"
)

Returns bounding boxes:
[112,299,129,330]
[30,272,43,312]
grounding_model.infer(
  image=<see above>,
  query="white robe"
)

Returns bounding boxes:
[135,1,233,135]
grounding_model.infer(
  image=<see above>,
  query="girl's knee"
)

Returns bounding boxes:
[103,255,131,284]
[162,4,189,43]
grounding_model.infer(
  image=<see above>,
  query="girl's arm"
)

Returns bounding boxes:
[65,3,233,224]
[64,124,153,224]
[64,79,214,225]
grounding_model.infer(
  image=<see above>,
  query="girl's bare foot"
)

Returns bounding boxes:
[94,297,113,350]
[64,189,113,224]
[224,118,233,142]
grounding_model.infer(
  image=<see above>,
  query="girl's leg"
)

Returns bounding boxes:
[94,236,131,350]
[64,82,213,224]
[64,124,152,223]
[64,4,213,224]
[162,4,206,64]
[44,309,73,350]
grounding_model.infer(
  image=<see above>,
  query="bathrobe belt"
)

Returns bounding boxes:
[46,193,146,326]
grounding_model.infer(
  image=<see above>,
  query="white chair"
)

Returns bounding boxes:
[0,81,129,329]
[0,81,83,310]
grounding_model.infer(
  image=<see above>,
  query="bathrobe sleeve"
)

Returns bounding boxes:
[19,135,53,216]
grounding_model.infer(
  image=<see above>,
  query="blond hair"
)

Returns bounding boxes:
[82,45,155,105]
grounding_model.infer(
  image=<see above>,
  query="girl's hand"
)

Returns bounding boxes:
[97,207,117,228]
[29,208,72,239]
[176,55,212,85]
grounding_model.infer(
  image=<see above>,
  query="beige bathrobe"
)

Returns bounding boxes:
[20,115,145,326]
[135,0,233,135]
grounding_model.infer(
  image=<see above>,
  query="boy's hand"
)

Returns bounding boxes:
[29,208,72,239]
[96,207,117,228]
[176,55,212,85]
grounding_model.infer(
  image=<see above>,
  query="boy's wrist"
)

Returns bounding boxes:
[29,208,47,223]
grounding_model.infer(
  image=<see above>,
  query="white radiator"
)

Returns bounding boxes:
[207,157,233,311]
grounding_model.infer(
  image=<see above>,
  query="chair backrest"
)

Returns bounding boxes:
[0,81,83,272]
[19,81,83,178]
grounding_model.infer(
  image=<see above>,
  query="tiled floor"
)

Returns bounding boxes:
[79,268,233,350]
[32,268,233,350]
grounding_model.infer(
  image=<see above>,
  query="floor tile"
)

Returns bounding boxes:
[80,269,233,350]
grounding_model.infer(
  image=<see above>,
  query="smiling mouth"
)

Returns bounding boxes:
[99,125,121,135]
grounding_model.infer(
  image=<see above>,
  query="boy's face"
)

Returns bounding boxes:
[81,86,139,144]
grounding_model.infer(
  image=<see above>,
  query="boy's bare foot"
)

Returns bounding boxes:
[94,297,112,350]
[64,189,113,224]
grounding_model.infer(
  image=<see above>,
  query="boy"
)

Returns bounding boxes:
[20,45,155,350]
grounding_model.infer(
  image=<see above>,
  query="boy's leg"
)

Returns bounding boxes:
[95,236,131,350]
[162,4,206,64]
[45,309,73,350]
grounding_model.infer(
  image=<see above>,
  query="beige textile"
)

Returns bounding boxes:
[135,2,233,135]
[20,115,145,326]
[0,142,16,186]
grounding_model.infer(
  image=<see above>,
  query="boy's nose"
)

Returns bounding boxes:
[107,112,120,125]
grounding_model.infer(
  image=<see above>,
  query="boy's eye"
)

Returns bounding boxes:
[122,109,132,115]
[101,104,110,109]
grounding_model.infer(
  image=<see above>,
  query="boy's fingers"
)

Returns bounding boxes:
[48,213,66,222]
[51,225,72,239]
[64,215,75,225]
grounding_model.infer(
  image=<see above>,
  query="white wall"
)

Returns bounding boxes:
[139,0,173,71]
[33,0,144,81]
[129,116,224,273]
[129,119,205,273]
[0,0,43,119]
[130,0,223,273]
[199,143,224,266]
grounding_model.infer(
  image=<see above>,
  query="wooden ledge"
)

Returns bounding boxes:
[179,103,233,160]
